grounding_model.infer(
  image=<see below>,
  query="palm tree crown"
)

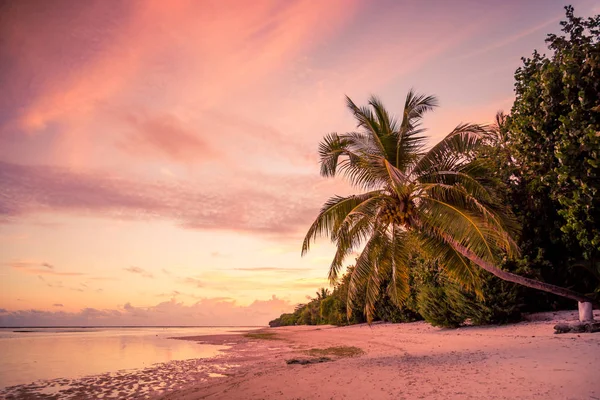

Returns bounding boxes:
[302,90,520,321]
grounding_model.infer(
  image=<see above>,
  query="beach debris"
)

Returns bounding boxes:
[286,357,332,365]
[554,322,600,334]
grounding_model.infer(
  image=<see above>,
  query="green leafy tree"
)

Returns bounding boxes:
[506,6,600,279]
[319,295,344,325]
[302,89,596,322]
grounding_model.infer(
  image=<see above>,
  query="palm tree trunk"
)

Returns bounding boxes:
[578,301,594,322]
[448,239,599,312]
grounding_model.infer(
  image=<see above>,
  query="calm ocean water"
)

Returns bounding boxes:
[0,326,256,389]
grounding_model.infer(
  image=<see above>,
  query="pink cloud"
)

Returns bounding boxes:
[176,273,328,293]
[89,277,119,282]
[0,0,514,181]
[1,0,360,168]
[0,295,293,326]
[451,14,562,62]
[9,261,85,276]
[182,278,205,288]
[233,267,312,273]
[123,266,154,279]
[197,109,314,166]
[118,112,214,162]
[156,291,182,298]
[35,275,88,293]
[0,160,345,236]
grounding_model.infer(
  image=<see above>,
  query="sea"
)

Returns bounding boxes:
[0,326,256,393]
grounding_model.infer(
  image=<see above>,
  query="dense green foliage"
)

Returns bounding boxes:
[270,259,522,328]
[270,6,600,329]
[269,274,367,327]
[416,285,467,328]
[507,7,600,262]
[415,258,522,328]
[502,6,600,302]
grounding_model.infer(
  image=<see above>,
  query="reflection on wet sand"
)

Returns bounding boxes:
[0,327,256,398]
[0,327,251,388]
[1,357,239,399]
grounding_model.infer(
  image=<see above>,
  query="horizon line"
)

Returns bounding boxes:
[1,325,266,329]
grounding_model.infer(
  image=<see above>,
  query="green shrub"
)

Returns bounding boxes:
[466,272,522,325]
[268,313,297,327]
[417,284,468,328]
[374,291,421,323]
[416,266,524,328]
[320,296,345,325]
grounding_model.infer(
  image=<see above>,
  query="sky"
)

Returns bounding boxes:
[1,0,598,326]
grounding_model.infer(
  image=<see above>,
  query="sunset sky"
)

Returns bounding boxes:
[1,0,598,326]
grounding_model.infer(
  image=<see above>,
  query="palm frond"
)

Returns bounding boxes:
[302,191,381,256]
[416,231,482,296]
[346,96,387,157]
[383,158,411,199]
[413,123,489,176]
[415,196,510,264]
[318,131,390,190]
[328,195,386,282]
[347,226,389,321]
[401,89,439,132]
[319,132,348,178]
[417,170,493,202]
[423,182,518,248]
[385,226,412,308]
[369,95,396,137]
[394,90,437,171]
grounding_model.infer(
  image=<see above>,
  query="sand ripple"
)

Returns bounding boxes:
[0,358,238,399]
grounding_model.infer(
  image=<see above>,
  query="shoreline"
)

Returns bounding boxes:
[2,310,599,399]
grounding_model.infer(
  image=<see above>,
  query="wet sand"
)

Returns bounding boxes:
[0,356,238,399]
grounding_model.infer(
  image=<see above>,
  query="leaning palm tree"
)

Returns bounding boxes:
[302,90,596,322]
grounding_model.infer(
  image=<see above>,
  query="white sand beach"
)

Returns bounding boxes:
[160,310,600,400]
